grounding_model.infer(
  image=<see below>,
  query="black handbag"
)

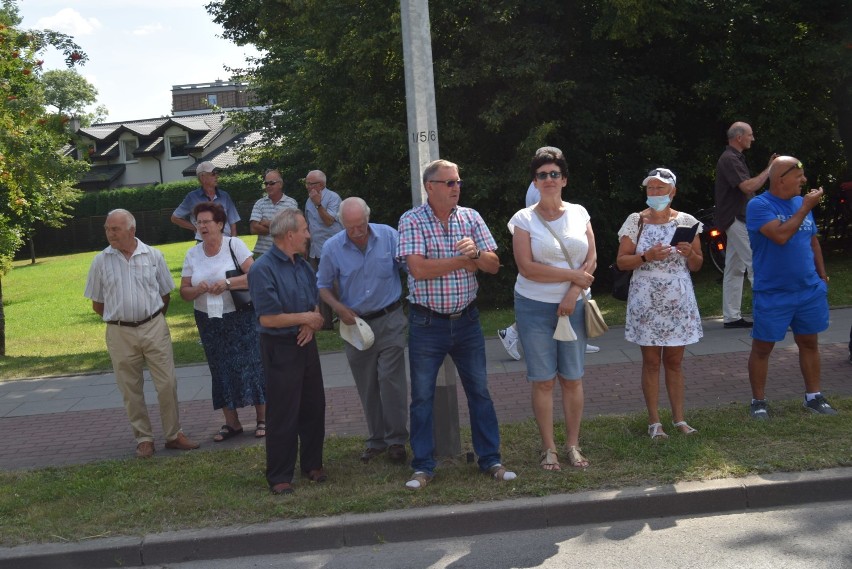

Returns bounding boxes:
[609,214,643,301]
[225,239,253,311]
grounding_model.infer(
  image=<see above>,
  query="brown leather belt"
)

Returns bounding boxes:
[106,309,161,327]
[360,300,402,321]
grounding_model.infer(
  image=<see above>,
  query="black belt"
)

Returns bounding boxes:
[106,309,161,328]
[410,302,475,320]
[360,300,402,321]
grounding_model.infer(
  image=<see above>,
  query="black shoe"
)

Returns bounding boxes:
[750,399,769,420]
[360,447,386,463]
[724,318,754,329]
[803,395,838,415]
[388,444,408,463]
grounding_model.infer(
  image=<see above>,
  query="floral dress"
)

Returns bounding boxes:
[618,212,704,346]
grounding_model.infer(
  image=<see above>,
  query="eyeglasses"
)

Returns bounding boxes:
[779,161,803,178]
[534,171,563,181]
[264,180,281,186]
[305,181,323,187]
[647,168,674,181]
[195,219,217,226]
[429,179,463,187]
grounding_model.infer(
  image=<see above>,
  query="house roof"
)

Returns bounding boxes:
[76,164,127,191]
[181,131,264,176]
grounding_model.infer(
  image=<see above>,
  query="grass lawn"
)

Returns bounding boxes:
[0,398,850,546]
[0,240,849,380]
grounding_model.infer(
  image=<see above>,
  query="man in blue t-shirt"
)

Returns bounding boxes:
[745,156,834,420]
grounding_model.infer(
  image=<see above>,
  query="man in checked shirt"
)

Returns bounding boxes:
[397,159,517,490]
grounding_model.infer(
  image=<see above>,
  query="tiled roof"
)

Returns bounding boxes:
[181,131,264,176]
[76,164,126,190]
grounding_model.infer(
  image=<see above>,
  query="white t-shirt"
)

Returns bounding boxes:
[508,203,590,303]
[181,236,252,314]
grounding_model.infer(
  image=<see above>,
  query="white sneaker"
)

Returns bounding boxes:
[585,344,601,353]
[498,328,521,360]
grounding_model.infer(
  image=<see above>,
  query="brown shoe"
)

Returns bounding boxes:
[165,432,200,450]
[359,447,386,463]
[388,444,407,463]
[136,441,155,459]
[304,468,328,483]
[271,482,294,495]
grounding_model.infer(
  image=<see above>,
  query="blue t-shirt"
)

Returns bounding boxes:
[746,192,820,293]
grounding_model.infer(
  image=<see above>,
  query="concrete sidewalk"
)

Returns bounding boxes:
[0,309,850,567]
[1,308,850,470]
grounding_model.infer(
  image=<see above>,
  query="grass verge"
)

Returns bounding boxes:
[1,245,850,380]
[1,397,850,546]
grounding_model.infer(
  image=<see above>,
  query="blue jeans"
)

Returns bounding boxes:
[408,305,502,475]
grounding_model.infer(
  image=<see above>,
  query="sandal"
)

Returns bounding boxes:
[672,420,697,435]
[539,448,561,471]
[213,424,243,442]
[648,423,669,440]
[486,463,517,481]
[405,471,433,490]
[254,421,267,438]
[565,446,589,468]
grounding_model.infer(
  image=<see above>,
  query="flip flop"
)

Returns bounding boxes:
[213,424,243,442]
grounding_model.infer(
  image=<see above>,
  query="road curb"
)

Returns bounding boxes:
[4,467,851,568]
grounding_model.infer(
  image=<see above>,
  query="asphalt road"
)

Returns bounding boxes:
[150,500,852,569]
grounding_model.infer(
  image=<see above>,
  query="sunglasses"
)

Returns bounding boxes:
[429,179,463,188]
[779,161,803,178]
[263,180,281,186]
[534,171,564,180]
[647,168,674,181]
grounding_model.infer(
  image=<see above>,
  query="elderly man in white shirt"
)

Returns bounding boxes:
[84,209,199,459]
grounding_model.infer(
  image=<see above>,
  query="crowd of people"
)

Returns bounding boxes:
[84,123,843,493]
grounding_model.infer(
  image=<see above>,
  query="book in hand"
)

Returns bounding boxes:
[669,222,700,245]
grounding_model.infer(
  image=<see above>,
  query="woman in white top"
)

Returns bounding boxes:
[616,168,704,439]
[180,202,266,442]
[508,149,596,471]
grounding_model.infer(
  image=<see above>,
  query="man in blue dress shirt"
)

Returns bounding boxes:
[318,197,409,464]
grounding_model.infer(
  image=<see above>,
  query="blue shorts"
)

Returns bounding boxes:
[514,292,586,381]
[752,281,829,343]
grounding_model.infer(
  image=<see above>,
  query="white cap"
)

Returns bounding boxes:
[642,167,677,187]
[339,317,375,350]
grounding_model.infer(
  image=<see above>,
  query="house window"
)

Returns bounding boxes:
[207,94,218,107]
[121,138,138,163]
[167,134,189,159]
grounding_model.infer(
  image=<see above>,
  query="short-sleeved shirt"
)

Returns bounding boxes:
[304,188,344,258]
[181,236,253,313]
[317,223,402,314]
[248,246,318,336]
[508,203,590,303]
[84,239,173,322]
[746,192,820,293]
[173,187,241,240]
[714,145,752,230]
[525,183,540,207]
[397,202,498,314]
[249,194,298,255]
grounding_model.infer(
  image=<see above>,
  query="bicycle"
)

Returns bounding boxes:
[695,206,726,274]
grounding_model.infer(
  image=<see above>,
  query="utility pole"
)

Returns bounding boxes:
[400,0,461,458]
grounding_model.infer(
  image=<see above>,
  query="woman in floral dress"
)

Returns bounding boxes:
[616,168,704,439]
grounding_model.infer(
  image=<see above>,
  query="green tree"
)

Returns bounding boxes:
[209,0,850,302]
[0,0,88,355]
[41,68,97,117]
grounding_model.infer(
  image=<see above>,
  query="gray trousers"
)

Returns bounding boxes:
[345,306,409,448]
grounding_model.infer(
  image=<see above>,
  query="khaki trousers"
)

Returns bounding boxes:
[105,314,181,443]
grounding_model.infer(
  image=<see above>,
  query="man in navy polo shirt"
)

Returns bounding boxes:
[171,161,241,240]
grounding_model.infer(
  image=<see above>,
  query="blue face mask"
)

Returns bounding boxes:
[646,194,671,211]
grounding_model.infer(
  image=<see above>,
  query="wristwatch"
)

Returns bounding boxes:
[473,249,481,259]
[225,279,231,290]
[640,254,647,263]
